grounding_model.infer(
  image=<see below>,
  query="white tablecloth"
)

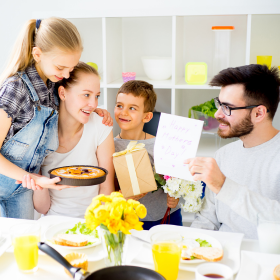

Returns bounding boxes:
[0,216,260,280]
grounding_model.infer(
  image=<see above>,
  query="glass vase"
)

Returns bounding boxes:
[100,224,126,266]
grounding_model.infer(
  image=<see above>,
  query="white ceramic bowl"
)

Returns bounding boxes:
[141,56,172,80]
[195,263,233,280]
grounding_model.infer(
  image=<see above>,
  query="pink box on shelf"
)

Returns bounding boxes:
[122,72,136,83]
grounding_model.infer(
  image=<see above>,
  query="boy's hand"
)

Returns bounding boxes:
[126,193,147,201]
[94,108,113,126]
[119,190,148,201]
[19,174,76,191]
[167,193,179,208]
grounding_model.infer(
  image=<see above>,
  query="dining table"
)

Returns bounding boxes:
[0,215,267,280]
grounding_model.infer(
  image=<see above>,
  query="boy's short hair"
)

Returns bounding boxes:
[117,80,157,113]
[210,64,280,120]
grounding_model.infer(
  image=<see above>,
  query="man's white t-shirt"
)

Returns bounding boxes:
[41,113,112,218]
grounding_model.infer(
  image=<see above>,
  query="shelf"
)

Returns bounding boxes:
[175,77,220,89]
[106,77,172,89]
[30,13,279,156]
[174,15,248,84]
[202,128,219,135]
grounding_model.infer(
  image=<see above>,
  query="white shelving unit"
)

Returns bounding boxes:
[35,13,280,157]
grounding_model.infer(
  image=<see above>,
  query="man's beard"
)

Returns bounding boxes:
[216,114,254,139]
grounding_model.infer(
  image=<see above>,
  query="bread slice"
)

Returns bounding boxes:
[273,264,280,280]
[191,247,223,262]
[53,234,88,247]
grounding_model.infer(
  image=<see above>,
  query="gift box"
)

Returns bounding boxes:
[113,141,157,198]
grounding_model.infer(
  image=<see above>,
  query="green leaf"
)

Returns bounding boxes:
[190,98,217,118]
[154,173,166,186]
[65,222,98,238]
[195,238,212,247]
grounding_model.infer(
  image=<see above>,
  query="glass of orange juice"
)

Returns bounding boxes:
[151,231,182,280]
[10,223,41,273]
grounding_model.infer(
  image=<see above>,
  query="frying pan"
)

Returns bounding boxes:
[38,242,165,280]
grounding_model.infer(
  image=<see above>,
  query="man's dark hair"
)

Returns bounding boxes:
[210,64,280,119]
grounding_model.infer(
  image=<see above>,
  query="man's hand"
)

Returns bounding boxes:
[184,157,226,194]
[167,193,179,208]
[94,108,113,126]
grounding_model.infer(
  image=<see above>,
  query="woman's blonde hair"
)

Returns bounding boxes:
[0,17,83,85]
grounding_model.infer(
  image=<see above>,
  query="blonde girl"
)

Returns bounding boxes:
[28,62,114,218]
[0,18,110,219]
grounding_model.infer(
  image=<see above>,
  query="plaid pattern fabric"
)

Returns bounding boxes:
[0,65,58,145]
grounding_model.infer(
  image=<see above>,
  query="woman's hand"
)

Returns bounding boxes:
[94,108,113,126]
[167,193,179,208]
[18,174,75,191]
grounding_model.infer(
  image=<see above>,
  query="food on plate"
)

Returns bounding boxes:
[53,234,89,247]
[51,166,105,179]
[273,264,280,280]
[52,222,99,247]
[181,239,201,260]
[190,247,223,262]
[195,238,212,248]
[65,222,99,238]
[181,238,212,260]
[64,252,88,277]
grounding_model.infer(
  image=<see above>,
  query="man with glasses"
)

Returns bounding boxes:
[185,64,280,239]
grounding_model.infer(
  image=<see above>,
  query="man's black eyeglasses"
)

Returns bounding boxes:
[214,97,269,116]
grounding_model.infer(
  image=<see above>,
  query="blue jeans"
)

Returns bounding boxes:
[0,186,34,219]
[0,72,58,219]
[143,209,183,230]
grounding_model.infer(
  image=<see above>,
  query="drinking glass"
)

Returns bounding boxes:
[10,223,41,273]
[150,231,182,280]
[256,56,272,69]
[257,214,280,254]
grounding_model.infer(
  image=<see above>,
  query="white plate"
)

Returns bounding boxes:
[236,251,280,280]
[149,226,222,264]
[44,221,101,250]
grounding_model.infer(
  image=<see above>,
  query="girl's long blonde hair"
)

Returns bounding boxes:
[0,17,83,86]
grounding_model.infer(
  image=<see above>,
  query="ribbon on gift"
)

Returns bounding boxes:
[113,141,145,195]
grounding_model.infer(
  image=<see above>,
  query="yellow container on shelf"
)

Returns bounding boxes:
[185,62,207,85]
[256,56,272,69]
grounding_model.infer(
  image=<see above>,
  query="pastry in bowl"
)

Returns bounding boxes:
[48,165,108,186]
[64,252,88,277]
[51,166,105,179]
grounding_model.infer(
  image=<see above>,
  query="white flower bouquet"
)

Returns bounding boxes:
[154,173,205,222]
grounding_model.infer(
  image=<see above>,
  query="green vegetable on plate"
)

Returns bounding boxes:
[65,222,99,238]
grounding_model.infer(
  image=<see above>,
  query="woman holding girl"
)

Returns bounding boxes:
[0,18,112,219]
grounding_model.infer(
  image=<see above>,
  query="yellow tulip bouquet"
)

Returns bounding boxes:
[85,192,147,266]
